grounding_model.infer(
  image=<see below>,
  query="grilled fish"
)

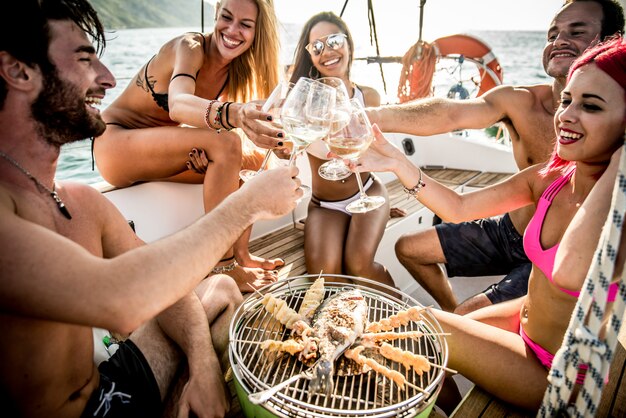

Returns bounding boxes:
[309,289,368,395]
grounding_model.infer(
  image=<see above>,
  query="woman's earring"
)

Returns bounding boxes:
[308,66,320,79]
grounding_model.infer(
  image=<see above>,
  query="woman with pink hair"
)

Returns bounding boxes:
[351,37,626,413]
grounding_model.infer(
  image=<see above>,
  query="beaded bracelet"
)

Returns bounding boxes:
[204,100,218,130]
[402,168,426,198]
[213,102,226,133]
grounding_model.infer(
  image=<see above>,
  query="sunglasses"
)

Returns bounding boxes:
[305,33,347,56]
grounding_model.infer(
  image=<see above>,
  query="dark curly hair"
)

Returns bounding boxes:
[0,0,105,108]
[565,0,625,39]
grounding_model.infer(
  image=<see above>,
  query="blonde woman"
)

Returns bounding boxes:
[95,0,284,290]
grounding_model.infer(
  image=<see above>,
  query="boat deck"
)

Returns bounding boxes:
[250,166,506,281]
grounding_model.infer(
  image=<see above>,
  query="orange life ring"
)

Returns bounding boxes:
[432,34,504,97]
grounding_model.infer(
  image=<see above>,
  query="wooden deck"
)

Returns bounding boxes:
[465,171,513,188]
[250,166,501,280]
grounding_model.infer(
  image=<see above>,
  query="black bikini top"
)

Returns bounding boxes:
[145,33,227,112]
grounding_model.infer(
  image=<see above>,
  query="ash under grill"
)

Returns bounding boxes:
[229,275,448,418]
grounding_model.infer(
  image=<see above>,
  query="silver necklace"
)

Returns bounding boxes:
[0,151,72,219]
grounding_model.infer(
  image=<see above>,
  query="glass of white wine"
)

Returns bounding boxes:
[281,77,336,198]
[281,78,336,162]
[326,99,386,213]
[239,81,293,182]
[316,77,353,181]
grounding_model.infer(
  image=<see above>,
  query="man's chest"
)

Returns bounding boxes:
[507,113,556,167]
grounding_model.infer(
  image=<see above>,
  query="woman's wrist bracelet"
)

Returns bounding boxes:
[219,102,228,130]
[213,102,227,133]
[204,100,218,130]
[204,100,234,133]
[402,168,426,198]
[223,102,236,129]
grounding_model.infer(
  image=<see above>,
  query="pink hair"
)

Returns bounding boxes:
[541,36,626,176]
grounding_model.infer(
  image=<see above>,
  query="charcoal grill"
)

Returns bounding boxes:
[229,274,448,418]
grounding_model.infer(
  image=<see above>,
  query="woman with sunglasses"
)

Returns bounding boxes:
[94,0,285,290]
[349,37,626,413]
[289,12,400,292]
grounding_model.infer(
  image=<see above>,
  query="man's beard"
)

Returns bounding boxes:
[31,68,106,147]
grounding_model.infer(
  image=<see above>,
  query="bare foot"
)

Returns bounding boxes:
[236,252,285,270]
[211,263,277,292]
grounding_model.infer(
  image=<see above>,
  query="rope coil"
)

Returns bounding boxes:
[397,41,437,103]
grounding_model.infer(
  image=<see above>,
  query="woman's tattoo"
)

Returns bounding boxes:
[136,73,156,93]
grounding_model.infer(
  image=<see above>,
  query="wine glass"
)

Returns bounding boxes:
[239,81,293,182]
[281,78,336,196]
[316,77,353,181]
[326,99,386,213]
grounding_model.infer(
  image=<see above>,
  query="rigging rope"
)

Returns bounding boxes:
[340,0,349,17]
[339,0,388,94]
[539,143,626,417]
[366,0,387,95]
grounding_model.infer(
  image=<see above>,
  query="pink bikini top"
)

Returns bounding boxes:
[523,168,618,301]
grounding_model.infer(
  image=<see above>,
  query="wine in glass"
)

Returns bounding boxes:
[316,77,353,181]
[239,81,293,182]
[326,99,386,213]
[281,78,336,198]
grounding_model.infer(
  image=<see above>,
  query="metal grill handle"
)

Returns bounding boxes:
[248,369,313,405]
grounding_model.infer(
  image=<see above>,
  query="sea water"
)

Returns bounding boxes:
[58,26,547,184]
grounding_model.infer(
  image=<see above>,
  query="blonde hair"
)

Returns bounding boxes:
[221,0,280,102]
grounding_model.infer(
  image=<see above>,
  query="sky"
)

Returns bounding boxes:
[206,0,568,54]
[261,0,567,58]
[272,0,564,34]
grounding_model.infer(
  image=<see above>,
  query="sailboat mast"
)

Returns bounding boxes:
[418,0,426,42]
[201,0,205,32]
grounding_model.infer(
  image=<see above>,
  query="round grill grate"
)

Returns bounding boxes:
[229,275,449,418]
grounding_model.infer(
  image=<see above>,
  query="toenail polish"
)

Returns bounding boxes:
[267,115,273,121]
[277,141,284,147]
[277,132,284,138]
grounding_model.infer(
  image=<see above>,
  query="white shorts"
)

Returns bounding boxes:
[312,176,374,216]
